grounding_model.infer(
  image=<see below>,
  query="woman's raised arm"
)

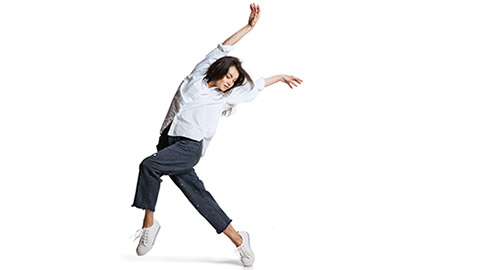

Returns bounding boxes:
[265,75,303,89]
[222,3,261,46]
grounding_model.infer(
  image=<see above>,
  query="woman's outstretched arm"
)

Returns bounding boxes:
[265,75,303,89]
[222,3,261,46]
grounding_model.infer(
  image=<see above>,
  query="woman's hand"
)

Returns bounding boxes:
[265,75,303,89]
[280,75,303,89]
[248,3,261,28]
[222,3,260,46]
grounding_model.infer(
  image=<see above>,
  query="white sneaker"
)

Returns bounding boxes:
[237,231,255,267]
[133,220,161,256]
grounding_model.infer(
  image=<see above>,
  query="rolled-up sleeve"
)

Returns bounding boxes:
[188,44,234,78]
[227,77,265,105]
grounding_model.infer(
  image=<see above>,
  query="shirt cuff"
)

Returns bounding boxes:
[218,43,234,53]
[256,77,266,91]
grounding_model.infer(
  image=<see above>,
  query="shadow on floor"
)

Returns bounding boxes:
[120,253,241,266]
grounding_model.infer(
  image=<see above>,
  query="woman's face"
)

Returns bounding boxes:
[213,66,239,92]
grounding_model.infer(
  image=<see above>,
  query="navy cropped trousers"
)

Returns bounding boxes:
[131,127,232,234]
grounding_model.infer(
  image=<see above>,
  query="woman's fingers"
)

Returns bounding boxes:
[280,75,303,89]
[284,79,295,88]
[293,78,303,85]
[285,76,303,88]
[251,3,260,14]
[291,77,303,85]
[288,78,298,87]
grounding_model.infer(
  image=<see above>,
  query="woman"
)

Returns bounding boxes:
[131,3,302,267]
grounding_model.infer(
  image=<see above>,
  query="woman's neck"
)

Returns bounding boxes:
[207,81,216,88]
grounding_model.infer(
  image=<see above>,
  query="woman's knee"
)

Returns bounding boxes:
[139,155,156,171]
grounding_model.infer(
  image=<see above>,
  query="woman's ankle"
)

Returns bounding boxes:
[143,220,154,228]
[233,233,243,247]
[223,224,243,247]
[143,210,154,228]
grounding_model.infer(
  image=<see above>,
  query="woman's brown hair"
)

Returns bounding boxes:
[204,56,253,91]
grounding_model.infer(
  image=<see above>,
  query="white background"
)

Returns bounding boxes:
[1,0,479,269]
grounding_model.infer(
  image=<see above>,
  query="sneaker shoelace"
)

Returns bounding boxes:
[132,228,149,247]
[237,245,251,260]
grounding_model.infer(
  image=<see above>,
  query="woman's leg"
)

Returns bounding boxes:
[139,128,170,229]
[131,137,203,219]
[131,133,203,256]
[169,168,233,235]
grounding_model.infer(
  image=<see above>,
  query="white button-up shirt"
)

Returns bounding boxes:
[160,44,265,156]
